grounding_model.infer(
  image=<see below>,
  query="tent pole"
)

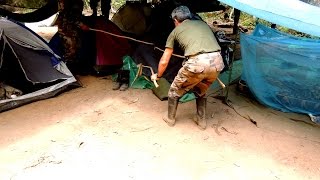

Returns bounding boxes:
[224,9,240,103]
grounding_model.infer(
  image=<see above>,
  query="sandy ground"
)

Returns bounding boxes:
[0,26,320,180]
[0,75,320,180]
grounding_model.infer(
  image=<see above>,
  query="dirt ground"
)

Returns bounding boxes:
[0,26,320,180]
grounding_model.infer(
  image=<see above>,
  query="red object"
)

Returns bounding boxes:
[80,24,90,31]
[93,17,131,66]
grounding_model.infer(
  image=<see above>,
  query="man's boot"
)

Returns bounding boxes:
[112,71,121,90]
[112,82,121,90]
[163,97,178,126]
[119,70,130,91]
[193,96,207,130]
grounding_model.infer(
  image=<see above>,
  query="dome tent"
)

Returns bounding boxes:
[0,17,78,112]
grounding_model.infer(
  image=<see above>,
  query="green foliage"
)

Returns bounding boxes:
[254,17,319,38]
[112,0,126,10]
[4,0,127,11]
[239,12,255,27]
[5,0,48,9]
[82,0,126,10]
[83,0,90,8]
[199,6,318,38]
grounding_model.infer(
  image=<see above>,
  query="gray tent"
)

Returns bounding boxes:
[0,17,77,112]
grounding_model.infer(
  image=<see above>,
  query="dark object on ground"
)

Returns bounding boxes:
[152,78,171,101]
[113,70,130,91]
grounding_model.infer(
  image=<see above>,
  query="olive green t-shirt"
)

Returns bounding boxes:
[165,20,221,57]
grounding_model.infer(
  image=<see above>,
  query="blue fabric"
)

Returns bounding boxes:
[218,0,320,37]
[48,33,64,66]
[241,24,320,116]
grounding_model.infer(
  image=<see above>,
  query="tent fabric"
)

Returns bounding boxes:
[0,17,77,112]
[0,18,60,58]
[94,17,130,67]
[218,0,320,37]
[240,24,320,116]
[111,4,150,36]
[8,38,70,83]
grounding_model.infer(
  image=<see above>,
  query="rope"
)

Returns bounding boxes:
[89,28,185,59]
[89,27,226,88]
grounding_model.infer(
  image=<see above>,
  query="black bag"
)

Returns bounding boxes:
[214,31,234,73]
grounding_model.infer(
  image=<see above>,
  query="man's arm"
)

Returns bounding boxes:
[157,48,174,78]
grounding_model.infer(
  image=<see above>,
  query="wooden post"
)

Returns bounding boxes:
[233,8,241,34]
[224,9,241,103]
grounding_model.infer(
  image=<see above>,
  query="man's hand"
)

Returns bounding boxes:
[79,23,90,31]
[151,73,159,82]
[151,73,160,88]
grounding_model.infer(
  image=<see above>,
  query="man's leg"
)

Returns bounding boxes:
[192,68,220,130]
[194,94,207,130]
[164,67,201,127]
[101,0,111,18]
[119,70,129,91]
[112,70,122,90]
[90,0,98,16]
[163,69,186,127]
[163,96,179,126]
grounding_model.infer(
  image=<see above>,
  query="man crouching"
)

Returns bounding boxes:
[152,6,224,130]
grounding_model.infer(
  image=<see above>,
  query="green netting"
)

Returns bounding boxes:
[241,24,320,116]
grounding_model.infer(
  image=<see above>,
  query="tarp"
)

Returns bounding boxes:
[241,24,320,116]
[218,0,320,37]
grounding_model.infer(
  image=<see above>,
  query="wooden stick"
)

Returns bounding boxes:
[216,77,226,89]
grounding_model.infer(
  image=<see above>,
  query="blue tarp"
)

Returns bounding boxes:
[241,24,320,116]
[218,0,320,37]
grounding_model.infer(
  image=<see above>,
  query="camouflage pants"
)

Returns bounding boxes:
[168,52,225,98]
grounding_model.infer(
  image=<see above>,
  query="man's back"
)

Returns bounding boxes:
[165,20,220,56]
